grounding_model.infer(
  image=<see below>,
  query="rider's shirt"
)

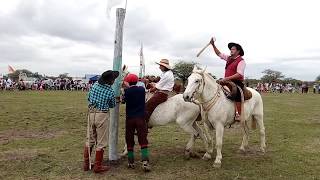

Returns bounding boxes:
[219,53,246,78]
[155,70,174,91]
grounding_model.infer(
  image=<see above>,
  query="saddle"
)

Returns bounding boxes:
[219,80,252,101]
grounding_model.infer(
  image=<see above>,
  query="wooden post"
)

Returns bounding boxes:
[109,8,126,161]
[139,43,145,78]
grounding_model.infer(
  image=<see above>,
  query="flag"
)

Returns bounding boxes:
[139,43,145,78]
[106,0,126,18]
[8,65,15,74]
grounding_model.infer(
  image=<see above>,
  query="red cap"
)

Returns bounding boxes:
[124,74,138,83]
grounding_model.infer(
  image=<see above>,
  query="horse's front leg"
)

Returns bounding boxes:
[239,121,249,152]
[178,121,198,159]
[119,143,128,158]
[192,122,211,160]
[214,123,224,168]
[184,134,196,159]
[201,121,213,160]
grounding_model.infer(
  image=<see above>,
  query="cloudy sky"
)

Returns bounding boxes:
[0,0,319,80]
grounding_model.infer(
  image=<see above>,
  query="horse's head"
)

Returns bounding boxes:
[183,66,206,102]
[122,64,129,78]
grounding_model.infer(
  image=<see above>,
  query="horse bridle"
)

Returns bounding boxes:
[190,72,221,112]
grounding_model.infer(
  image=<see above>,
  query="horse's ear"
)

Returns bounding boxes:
[122,65,127,71]
[192,65,198,72]
[201,66,207,74]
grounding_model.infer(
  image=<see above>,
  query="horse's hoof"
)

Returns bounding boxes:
[259,148,266,154]
[213,162,221,168]
[190,152,201,158]
[184,150,191,160]
[238,148,246,153]
[119,153,127,159]
[202,152,212,160]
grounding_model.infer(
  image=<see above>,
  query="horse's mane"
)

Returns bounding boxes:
[204,72,216,82]
[192,68,217,83]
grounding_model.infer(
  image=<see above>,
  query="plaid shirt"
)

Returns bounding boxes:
[88,82,116,111]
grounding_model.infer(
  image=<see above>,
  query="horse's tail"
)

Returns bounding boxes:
[251,88,264,130]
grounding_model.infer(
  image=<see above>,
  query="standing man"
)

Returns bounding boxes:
[145,59,174,124]
[83,70,119,173]
[210,38,246,122]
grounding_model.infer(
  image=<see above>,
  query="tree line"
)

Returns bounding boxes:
[5,69,71,82]
[3,62,320,86]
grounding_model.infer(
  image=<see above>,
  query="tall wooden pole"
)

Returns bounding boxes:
[139,43,145,78]
[109,8,126,161]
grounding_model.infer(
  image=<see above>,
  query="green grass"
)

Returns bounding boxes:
[0,91,320,180]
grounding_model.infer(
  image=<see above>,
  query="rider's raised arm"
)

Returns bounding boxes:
[210,38,221,56]
[210,37,227,61]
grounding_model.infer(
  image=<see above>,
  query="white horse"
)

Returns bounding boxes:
[120,66,208,159]
[183,66,266,167]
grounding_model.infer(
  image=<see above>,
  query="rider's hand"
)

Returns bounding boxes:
[210,37,216,45]
[122,81,129,89]
[216,78,227,85]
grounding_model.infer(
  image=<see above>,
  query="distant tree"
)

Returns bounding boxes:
[45,76,57,80]
[316,75,320,82]
[173,61,197,85]
[245,78,260,87]
[282,77,302,85]
[58,73,71,80]
[32,72,43,79]
[261,69,285,83]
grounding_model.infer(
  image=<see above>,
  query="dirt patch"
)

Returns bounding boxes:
[0,149,40,161]
[0,129,65,145]
[233,145,271,159]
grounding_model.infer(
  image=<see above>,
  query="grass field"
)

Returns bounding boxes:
[0,91,320,180]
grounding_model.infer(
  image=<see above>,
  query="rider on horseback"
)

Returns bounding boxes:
[210,38,246,122]
[145,59,174,124]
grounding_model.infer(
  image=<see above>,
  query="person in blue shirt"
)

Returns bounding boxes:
[83,70,119,174]
[123,73,150,172]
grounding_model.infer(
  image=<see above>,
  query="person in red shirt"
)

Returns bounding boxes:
[210,37,246,122]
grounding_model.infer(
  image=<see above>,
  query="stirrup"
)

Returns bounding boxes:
[235,113,241,122]
[228,113,240,128]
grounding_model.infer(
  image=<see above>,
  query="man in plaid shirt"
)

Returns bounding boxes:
[88,83,116,111]
[83,70,119,174]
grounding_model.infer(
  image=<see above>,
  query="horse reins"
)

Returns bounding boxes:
[191,72,222,112]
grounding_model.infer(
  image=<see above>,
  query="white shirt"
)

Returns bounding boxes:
[155,70,174,91]
[6,79,12,85]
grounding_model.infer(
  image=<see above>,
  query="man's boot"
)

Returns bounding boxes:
[83,145,93,171]
[93,149,110,173]
[141,148,151,172]
[235,102,241,122]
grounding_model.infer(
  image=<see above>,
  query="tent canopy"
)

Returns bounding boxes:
[89,75,100,81]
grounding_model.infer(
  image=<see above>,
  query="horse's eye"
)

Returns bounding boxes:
[195,80,199,83]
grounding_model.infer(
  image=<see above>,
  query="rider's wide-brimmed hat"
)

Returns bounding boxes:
[228,42,244,56]
[98,70,119,85]
[155,59,172,69]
